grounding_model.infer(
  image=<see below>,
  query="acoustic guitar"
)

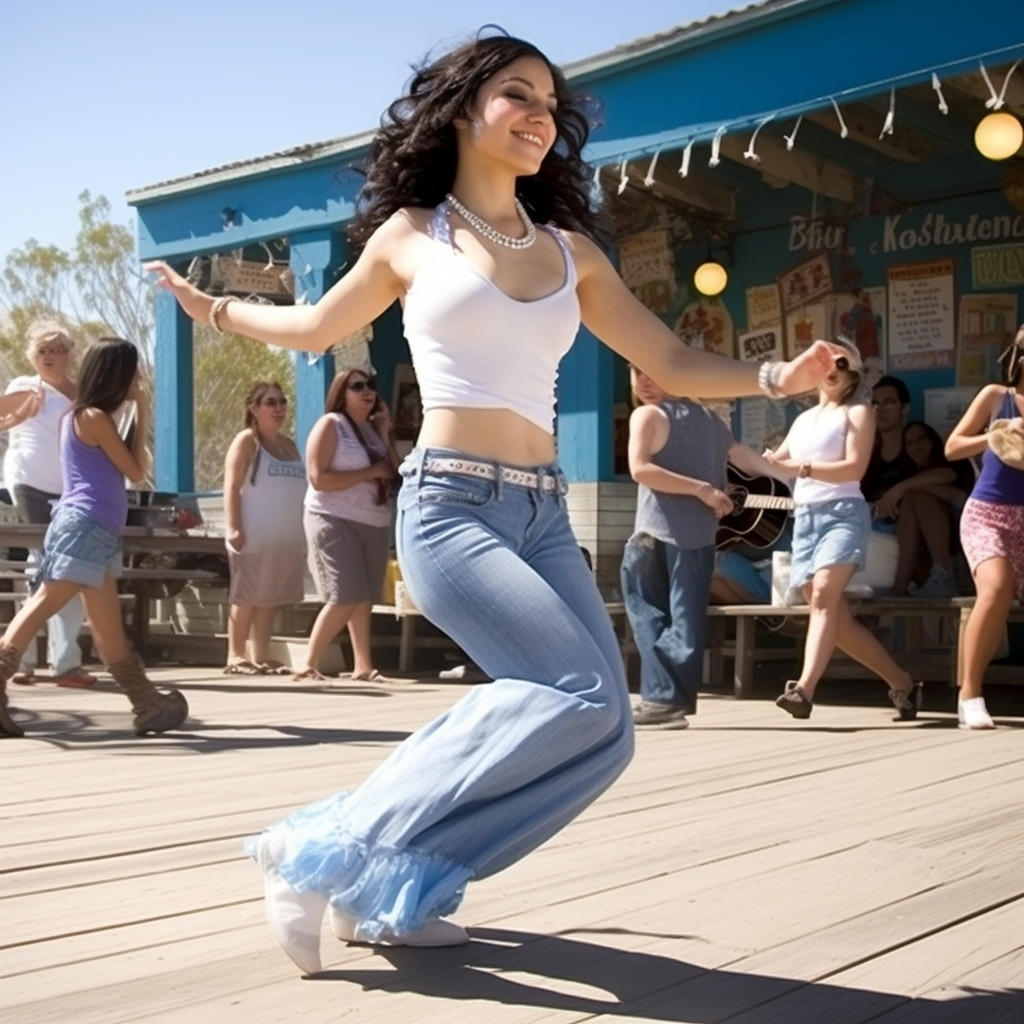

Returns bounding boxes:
[716,466,794,550]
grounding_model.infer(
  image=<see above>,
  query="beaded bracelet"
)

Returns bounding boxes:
[208,295,237,334]
[757,360,785,399]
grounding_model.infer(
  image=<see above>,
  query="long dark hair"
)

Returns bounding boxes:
[349,33,602,248]
[903,420,974,492]
[74,337,138,413]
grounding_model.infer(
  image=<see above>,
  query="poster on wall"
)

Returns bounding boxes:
[923,387,982,439]
[737,326,783,363]
[886,259,956,370]
[745,284,782,330]
[830,288,886,362]
[738,397,788,450]
[674,299,734,357]
[784,300,829,359]
[777,252,833,313]
[617,229,676,314]
[956,293,1019,388]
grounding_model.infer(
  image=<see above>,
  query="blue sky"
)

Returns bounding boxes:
[0,0,730,270]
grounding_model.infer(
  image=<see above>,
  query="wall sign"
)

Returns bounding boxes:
[971,244,1024,289]
[957,293,1019,388]
[886,260,955,370]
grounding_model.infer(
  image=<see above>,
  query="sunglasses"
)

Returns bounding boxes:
[260,397,288,408]
[348,379,378,392]
[36,346,70,357]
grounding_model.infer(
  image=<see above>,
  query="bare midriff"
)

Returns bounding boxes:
[416,407,556,467]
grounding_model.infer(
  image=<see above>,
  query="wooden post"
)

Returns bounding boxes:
[154,291,194,492]
[290,230,345,452]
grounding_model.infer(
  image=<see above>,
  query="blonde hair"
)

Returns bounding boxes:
[24,320,76,361]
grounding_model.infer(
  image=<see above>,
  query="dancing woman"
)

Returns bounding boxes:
[945,324,1024,729]
[147,32,841,974]
[764,341,921,721]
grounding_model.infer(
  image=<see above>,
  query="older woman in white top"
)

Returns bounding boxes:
[295,367,400,682]
[0,321,93,687]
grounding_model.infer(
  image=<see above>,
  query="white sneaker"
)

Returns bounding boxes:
[958,697,995,730]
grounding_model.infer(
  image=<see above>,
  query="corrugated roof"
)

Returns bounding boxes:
[127,1,783,204]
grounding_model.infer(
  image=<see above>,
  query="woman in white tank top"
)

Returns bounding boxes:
[765,340,921,722]
[222,382,306,675]
[147,33,847,974]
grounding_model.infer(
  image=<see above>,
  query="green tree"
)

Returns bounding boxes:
[192,332,295,490]
[0,192,296,491]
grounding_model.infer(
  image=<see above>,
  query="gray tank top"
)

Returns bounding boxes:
[633,400,733,550]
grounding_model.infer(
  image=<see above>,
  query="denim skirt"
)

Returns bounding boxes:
[789,497,870,598]
[36,506,123,590]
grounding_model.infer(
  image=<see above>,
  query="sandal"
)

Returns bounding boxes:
[223,660,262,676]
[292,668,326,682]
[258,662,294,676]
[350,669,383,682]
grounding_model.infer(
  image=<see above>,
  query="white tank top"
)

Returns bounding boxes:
[400,204,581,434]
[239,443,306,551]
[304,414,392,528]
[787,402,864,505]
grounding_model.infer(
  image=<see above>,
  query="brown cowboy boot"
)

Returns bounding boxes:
[106,652,189,736]
[0,642,26,737]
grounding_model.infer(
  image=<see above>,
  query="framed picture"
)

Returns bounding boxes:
[777,252,833,313]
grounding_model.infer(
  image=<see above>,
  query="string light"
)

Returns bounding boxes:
[975,111,1023,160]
[694,261,728,297]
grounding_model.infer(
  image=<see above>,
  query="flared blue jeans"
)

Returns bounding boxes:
[251,447,634,940]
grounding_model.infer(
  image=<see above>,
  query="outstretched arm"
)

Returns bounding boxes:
[574,235,840,399]
[145,215,410,354]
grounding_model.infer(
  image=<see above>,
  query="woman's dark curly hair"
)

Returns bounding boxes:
[349,34,602,248]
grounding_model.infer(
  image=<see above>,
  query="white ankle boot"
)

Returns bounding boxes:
[256,833,327,975]
[328,904,469,947]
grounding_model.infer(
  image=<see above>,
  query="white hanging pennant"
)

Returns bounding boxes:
[743,115,774,162]
[679,139,694,178]
[643,149,660,187]
[931,73,949,114]
[617,159,629,195]
[829,99,849,138]
[708,125,727,167]
[783,114,803,150]
[879,88,895,139]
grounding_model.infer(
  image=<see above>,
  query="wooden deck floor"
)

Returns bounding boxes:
[2,668,1023,1024]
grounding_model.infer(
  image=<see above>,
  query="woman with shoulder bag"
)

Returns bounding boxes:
[294,368,400,683]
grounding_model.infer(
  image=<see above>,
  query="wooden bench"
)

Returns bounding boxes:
[705,597,1024,699]
[366,586,629,674]
[0,561,221,658]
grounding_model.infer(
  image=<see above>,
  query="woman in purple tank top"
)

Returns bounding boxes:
[0,338,188,739]
[945,324,1024,730]
[146,32,848,975]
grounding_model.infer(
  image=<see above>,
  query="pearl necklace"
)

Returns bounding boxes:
[445,193,537,250]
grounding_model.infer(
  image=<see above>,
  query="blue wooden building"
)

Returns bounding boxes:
[129,0,1024,587]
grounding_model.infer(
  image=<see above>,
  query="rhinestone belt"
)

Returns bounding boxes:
[423,456,564,492]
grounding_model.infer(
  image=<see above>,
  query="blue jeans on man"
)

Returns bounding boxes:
[621,535,714,712]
